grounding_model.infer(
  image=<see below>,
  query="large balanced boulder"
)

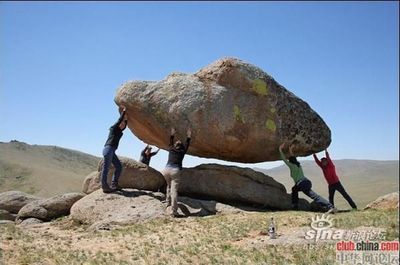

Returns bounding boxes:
[179,164,311,210]
[82,157,166,194]
[17,192,85,222]
[70,189,245,229]
[115,57,331,163]
[364,192,399,210]
[0,191,41,214]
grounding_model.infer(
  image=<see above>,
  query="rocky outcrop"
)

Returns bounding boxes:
[80,163,312,211]
[70,189,256,229]
[18,218,43,226]
[0,220,15,225]
[70,189,165,227]
[178,164,311,210]
[364,192,399,210]
[82,171,101,194]
[17,192,85,222]
[115,57,331,163]
[0,209,17,221]
[0,191,41,214]
[82,157,165,194]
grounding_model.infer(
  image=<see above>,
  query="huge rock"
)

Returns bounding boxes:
[364,192,399,210]
[82,157,166,194]
[17,192,85,221]
[0,191,41,214]
[115,57,331,163]
[70,189,248,229]
[178,164,311,210]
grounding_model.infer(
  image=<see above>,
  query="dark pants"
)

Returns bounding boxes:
[101,145,122,188]
[329,181,357,209]
[292,179,333,210]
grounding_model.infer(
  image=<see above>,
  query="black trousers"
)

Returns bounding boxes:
[329,181,357,209]
[292,179,333,210]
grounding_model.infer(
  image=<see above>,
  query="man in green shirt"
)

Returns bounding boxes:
[279,143,336,213]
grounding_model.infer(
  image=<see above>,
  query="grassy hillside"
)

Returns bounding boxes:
[1,209,398,264]
[0,141,99,197]
[255,159,399,209]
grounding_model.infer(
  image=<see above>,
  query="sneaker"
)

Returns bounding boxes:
[161,200,171,207]
[102,186,115,193]
[171,211,179,218]
[326,207,338,214]
[110,183,123,191]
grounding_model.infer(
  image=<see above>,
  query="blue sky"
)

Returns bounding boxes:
[0,2,398,171]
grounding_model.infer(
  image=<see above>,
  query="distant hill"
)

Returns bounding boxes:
[0,141,99,197]
[1,140,398,208]
[255,159,399,209]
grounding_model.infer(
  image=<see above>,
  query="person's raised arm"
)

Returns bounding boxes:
[184,128,192,153]
[169,128,176,147]
[279,143,290,166]
[313,153,322,167]
[325,149,332,163]
[141,145,148,155]
[151,148,160,156]
[113,107,126,127]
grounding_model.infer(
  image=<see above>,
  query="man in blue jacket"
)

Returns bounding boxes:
[100,107,128,193]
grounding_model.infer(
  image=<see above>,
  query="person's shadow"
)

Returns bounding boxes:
[115,189,217,218]
[117,189,165,201]
[114,189,265,218]
[176,200,218,217]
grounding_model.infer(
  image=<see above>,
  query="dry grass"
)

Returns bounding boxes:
[1,209,398,265]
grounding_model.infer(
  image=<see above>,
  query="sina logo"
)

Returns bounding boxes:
[305,214,344,242]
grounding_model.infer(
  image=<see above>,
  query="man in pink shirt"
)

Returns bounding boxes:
[313,149,357,210]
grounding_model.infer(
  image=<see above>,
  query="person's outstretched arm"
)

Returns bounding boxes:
[279,143,290,166]
[112,107,126,127]
[313,153,322,167]
[141,145,148,155]
[151,148,160,156]
[169,128,175,147]
[325,149,333,163]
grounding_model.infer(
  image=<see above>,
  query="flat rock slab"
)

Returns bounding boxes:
[71,189,167,227]
[179,164,312,211]
[70,189,260,229]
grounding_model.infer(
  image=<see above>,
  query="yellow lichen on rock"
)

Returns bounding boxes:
[253,79,268,96]
[234,105,244,123]
[266,119,276,132]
